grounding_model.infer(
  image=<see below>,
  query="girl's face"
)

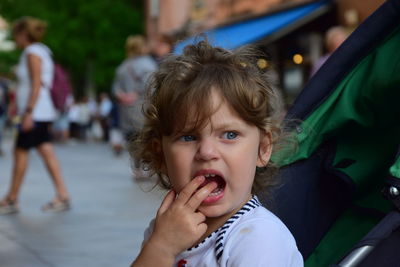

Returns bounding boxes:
[160,90,272,221]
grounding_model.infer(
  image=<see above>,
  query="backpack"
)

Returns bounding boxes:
[51,63,72,112]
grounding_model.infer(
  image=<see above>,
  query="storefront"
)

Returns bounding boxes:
[147,0,384,106]
[173,0,337,106]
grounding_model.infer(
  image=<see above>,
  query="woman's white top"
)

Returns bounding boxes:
[15,43,57,121]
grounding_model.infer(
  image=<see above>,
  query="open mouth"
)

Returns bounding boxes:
[197,172,226,201]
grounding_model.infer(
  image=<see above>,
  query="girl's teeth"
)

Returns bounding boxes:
[204,173,216,178]
[208,188,223,197]
[210,174,216,177]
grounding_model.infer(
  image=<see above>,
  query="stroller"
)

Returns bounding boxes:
[260,0,400,266]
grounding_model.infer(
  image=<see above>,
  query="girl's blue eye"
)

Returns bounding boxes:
[223,131,238,140]
[180,135,196,142]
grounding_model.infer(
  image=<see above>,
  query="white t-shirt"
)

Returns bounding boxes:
[15,43,57,121]
[99,97,112,117]
[143,196,304,267]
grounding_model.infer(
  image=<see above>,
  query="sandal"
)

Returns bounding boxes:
[0,198,19,215]
[42,198,70,212]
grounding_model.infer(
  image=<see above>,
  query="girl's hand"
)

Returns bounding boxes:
[21,113,34,132]
[148,176,217,258]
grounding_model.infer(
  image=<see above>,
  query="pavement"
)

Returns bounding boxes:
[0,134,164,267]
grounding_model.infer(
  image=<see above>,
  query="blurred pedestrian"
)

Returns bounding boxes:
[0,76,10,156]
[109,98,124,156]
[310,26,350,77]
[112,35,157,178]
[0,17,70,214]
[68,96,91,141]
[87,95,98,136]
[52,94,72,143]
[97,92,112,142]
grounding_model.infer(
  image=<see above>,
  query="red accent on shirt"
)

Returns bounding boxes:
[177,259,187,267]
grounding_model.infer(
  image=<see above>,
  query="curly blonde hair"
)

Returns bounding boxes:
[132,40,284,194]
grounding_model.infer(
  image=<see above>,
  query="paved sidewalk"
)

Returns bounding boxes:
[0,137,164,267]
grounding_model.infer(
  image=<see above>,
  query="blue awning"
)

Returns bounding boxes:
[174,0,331,54]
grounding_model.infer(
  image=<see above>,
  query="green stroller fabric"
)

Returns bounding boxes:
[271,0,400,265]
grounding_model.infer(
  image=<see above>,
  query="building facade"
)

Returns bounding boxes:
[145,0,385,105]
[146,0,384,45]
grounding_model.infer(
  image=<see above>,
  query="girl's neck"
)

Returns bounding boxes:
[196,194,253,244]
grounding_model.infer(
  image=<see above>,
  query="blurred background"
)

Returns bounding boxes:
[0,0,385,105]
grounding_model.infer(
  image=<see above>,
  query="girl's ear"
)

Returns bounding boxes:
[257,132,273,167]
[153,139,167,174]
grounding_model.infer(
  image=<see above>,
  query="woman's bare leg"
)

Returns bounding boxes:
[36,142,69,200]
[2,147,30,202]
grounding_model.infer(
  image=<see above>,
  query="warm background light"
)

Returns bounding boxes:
[293,54,303,64]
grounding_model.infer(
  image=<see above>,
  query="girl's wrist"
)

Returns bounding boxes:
[133,238,175,267]
[146,237,177,259]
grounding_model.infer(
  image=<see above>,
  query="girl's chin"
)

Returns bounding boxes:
[198,208,225,219]
[198,203,227,218]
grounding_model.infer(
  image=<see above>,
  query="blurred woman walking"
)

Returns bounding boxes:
[0,17,70,214]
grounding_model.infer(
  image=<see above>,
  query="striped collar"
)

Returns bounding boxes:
[185,196,262,262]
[214,196,262,262]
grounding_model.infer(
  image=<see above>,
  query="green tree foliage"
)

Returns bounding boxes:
[0,0,144,96]
[0,50,18,75]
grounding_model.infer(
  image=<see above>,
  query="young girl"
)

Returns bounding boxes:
[132,40,303,266]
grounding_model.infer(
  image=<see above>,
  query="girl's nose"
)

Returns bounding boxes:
[195,138,219,161]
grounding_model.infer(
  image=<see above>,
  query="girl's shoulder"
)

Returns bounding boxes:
[228,205,295,244]
[221,205,304,266]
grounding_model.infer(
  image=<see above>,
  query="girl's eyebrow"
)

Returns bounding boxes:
[173,119,248,135]
[172,127,197,137]
[211,120,246,131]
